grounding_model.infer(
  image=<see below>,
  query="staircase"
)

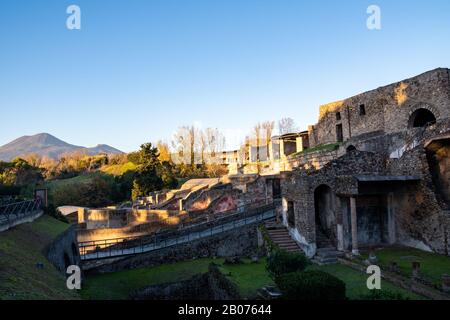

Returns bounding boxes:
[265,222,301,253]
[312,229,343,265]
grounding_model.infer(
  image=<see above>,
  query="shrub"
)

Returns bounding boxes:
[266,249,310,278]
[44,204,69,224]
[275,270,346,300]
[358,290,410,300]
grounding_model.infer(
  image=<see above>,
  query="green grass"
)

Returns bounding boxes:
[81,258,274,300]
[361,246,450,287]
[307,264,424,300]
[81,256,424,300]
[81,258,224,300]
[45,174,96,199]
[219,258,274,299]
[100,162,137,176]
[0,215,79,300]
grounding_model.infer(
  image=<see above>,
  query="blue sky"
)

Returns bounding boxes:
[0,0,449,152]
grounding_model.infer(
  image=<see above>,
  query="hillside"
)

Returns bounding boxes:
[0,133,123,161]
[0,215,80,300]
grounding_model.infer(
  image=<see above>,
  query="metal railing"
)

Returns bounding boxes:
[79,200,275,260]
[0,199,43,225]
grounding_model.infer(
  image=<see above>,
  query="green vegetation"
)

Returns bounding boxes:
[0,215,79,300]
[266,250,310,278]
[361,246,450,286]
[307,263,424,300]
[276,270,346,300]
[219,258,274,299]
[0,158,43,193]
[45,172,127,208]
[80,255,425,300]
[82,257,274,300]
[81,258,223,300]
[100,161,137,176]
[290,143,341,157]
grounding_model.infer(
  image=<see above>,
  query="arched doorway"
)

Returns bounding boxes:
[346,145,357,153]
[314,185,336,247]
[409,108,436,128]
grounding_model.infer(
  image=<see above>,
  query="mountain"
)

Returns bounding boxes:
[0,133,124,161]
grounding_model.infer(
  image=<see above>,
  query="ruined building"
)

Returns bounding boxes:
[277,68,450,258]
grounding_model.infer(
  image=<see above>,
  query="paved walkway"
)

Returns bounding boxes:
[81,209,275,260]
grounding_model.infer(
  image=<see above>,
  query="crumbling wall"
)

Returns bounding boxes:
[388,144,448,255]
[309,68,450,147]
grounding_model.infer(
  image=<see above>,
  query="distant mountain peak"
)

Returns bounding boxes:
[0,133,124,161]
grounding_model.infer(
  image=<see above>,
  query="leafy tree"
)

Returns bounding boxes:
[131,143,164,199]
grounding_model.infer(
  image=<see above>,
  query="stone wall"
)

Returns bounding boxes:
[0,209,43,233]
[309,68,450,147]
[46,226,81,274]
[83,223,262,273]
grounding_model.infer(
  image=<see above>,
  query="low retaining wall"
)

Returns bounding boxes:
[0,210,43,233]
[82,223,263,273]
[46,226,81,274]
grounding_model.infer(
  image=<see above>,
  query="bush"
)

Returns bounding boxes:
[358,290,410,300]
[266,250,310,278]
[275,270,346,300]
[44,204,69,224]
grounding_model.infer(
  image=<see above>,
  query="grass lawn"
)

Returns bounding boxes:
[100,162,137,176]
[307,263,424,300]
[361,246,450,287]
[0,215,79,300]
[81,258,274,300]
[219,258,274,299]
[81,256,425,300]
[81,258,224,300]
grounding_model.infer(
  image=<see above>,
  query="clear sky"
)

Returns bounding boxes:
[1,0,449,152]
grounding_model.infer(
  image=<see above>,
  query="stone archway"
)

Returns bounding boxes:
[314,184,336,246]
[346,145,357,153]
[408,108,437,128]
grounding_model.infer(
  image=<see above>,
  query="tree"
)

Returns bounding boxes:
[253,123,262,162]
[204,127,226,164]
[278,117,299,135]
[131,143,163,199]
[157,140,172,163]
[172,126,197,166]
[262,121,275,160]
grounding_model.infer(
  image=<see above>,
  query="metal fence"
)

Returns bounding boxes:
[79,200,275,260]
[0,199,43,225]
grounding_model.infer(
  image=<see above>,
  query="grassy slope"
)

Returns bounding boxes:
[81,258,222,300]
[0,215,80,300]
[361,246,450,286]
[45,174,95,199]
[100,162,137,176]
[219,258,274,299]
[307,264,424,300]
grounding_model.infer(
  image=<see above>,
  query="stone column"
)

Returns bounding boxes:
[155,194,159,205]
[350,196,359,255]
[179,199,184,211]
[387,193,396,244]
[77,208,86,224]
